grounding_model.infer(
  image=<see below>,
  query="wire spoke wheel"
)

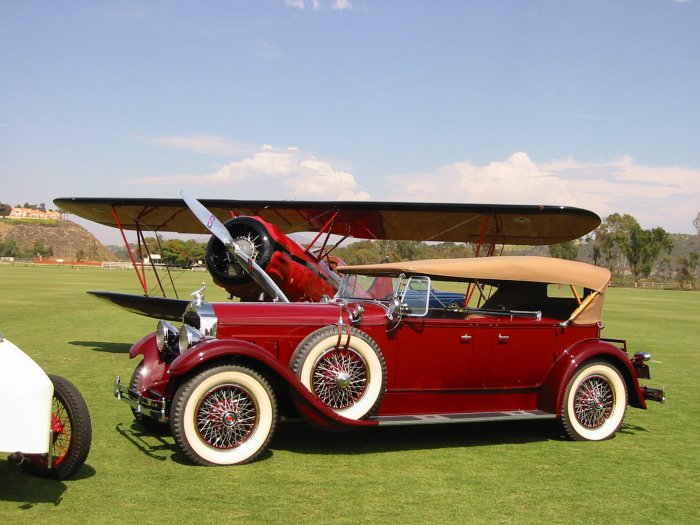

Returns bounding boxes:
[196,384,258,449]
[312,348,368,410]
[291,326,386,420]
[171,365,277,466]
[561,361,627,441]
[22,375,92,480]
[49,395,72,465]
[573,375,614,429]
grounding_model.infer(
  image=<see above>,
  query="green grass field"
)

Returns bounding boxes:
[0,264,698,524]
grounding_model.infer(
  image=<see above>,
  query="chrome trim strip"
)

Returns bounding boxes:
[373,410,556,426]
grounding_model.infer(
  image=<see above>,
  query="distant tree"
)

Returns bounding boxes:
[0,238,21,258]
[548,241,578,260]
[658,256,673,283]
[32,239,54,257]
[139,236,209,267]
[0,202,11,217]
[676,252,699,288]
[591,213,638,275]
[690,252,699,287]
[676,252,700,288]
[619,224,673,285]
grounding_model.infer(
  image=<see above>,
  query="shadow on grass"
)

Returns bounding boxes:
[115,423,174,462]
[113,417,651,466]
[0,460,95,507]
[270,418,564,457]
[68,340,132,353]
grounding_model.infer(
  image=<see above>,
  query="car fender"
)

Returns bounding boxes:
[128,333,160,361]
[538,338,646,415]
[168,338,378,432]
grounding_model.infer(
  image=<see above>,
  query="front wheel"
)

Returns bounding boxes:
[561,361,627,441]
[22,375,92,480]
[170,365,277,466]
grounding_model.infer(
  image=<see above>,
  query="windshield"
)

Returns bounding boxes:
[337,274,399,301]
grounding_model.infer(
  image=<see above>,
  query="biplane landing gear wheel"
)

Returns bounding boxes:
[129,363,170,434]
[22,375,92,480]
[291,326,386,420]
[561,361,627,441]
[170,365,277,466]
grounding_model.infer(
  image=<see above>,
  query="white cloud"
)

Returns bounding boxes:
[284,0,320,9]
[387,152,700,233]
[284,0,352,10]
[131,143,369,201]
[284,0,306,9]
[331,0,353,10]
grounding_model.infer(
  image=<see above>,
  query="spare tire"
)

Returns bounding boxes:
[290,326,386,420]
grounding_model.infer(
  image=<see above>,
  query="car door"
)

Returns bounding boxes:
[483,318,561,389]
[393,314,491,390]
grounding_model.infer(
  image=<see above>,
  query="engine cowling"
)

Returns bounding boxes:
[205,216,340,302]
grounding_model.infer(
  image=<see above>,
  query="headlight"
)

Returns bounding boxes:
[179,324,204,354]
[156,320,179,352]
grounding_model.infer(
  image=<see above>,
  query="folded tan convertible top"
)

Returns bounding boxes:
[338,256,611,292]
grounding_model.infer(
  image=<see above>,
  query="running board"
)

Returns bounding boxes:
[372,410,556,426]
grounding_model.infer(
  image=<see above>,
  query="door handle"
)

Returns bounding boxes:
[498,334,510,343]
[460,334,472,343]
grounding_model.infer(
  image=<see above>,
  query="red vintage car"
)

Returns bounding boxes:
[115,255,664,466]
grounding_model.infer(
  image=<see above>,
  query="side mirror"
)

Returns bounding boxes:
[386,296,402,321]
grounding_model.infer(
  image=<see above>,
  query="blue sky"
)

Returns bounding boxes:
[2,0,699,243]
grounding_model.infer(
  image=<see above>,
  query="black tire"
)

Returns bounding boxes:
[561,361,628,441]
[22,375,92,480]
[130,363,170,434]
[290,326,386,420]
[170,365,277,466]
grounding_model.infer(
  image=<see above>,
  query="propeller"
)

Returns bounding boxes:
[180,191,289,303]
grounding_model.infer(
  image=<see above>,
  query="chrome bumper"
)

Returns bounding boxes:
[642,386,666,404]
[114,376,168,421]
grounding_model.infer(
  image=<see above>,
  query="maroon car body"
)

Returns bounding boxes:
[115,256,664,466]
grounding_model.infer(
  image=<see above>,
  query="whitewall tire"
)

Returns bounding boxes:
[171,365,277,466]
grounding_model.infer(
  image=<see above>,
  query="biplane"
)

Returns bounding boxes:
[53,194,601,319]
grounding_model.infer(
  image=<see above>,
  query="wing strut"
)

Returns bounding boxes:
[112,206,148,295]
[305,211,341,260]
[112,206,179,299]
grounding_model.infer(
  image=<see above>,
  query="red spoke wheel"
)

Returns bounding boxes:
[22,375,92,480]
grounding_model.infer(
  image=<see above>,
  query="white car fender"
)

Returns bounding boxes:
[0,336,53,454]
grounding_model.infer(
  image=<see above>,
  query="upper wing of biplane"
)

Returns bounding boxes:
[54,197,600,246]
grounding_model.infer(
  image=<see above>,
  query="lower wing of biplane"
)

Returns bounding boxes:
[54,195,600,319]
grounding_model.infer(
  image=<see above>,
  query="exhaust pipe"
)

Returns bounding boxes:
[8,451,25,465]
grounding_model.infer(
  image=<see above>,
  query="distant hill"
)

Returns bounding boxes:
[0,218,117,261]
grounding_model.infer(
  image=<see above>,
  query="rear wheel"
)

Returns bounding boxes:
[291,326,386,420]
[561,361,627,441]
[170,365,277,466]
[22,375,92,480]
